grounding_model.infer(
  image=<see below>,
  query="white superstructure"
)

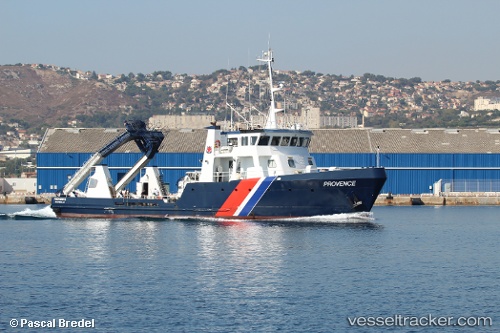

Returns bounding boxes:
[177,47,318,192]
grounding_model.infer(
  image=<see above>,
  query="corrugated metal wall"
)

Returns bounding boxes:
[37,152,203,194]
[313,153,500,194]
[37,152,500,195]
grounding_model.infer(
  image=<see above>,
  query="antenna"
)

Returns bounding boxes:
[226,102,251,129]
[247,47,253,128]
[257,46,283,129]
[223,58,230,131]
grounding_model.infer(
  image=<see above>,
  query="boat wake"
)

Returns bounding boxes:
[0,205,57,220]
[192,212,375,224]
[273,212,375,223]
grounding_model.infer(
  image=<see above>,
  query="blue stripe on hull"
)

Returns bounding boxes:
[238,176,276,216]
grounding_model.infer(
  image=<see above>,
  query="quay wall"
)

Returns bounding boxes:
[375,193,500,206]
[0,194,52,205]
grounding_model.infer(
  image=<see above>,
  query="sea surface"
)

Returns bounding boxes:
[0,205,498,332]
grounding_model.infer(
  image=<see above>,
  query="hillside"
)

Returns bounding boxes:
[1,64,500,133]
[0,65,136,129]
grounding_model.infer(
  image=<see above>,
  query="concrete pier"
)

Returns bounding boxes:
[375,193,500,206]
[0,194,53,205]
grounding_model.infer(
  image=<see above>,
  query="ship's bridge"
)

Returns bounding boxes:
[210,129,317,181]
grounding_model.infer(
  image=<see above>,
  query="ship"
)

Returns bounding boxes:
[51,48,387,219]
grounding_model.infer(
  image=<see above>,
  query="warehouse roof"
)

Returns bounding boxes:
[39,127,500,154]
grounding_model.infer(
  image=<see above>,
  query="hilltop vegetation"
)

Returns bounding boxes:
[1,64,499,136]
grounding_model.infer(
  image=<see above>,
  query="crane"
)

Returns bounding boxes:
[61,120,164,196]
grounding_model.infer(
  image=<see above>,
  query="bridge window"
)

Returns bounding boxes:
[251,136,258,145]
[241,136,248,146]
[290,137,298,146]
[228,138,238,146]
[268,159,277,168]
[308,157,314,165]
[298,137,310,147]
[258,136,270,145]
[280,136,290,146]
[271,136,281,146]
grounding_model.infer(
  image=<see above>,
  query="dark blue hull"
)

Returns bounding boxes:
[51,168,386,219]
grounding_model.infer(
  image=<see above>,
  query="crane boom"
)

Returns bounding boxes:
[61,120,164,196]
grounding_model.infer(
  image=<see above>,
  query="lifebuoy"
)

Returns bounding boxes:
[214,140,221,148]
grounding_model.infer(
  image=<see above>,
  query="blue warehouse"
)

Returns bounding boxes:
[37,127,500,195]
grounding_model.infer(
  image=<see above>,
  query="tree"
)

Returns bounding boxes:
[1,158,31,177]
[153,71,173,80]
[115,74,129,84]
[409,77,422,84]
[302,70,316,77]
[414,95,423,106]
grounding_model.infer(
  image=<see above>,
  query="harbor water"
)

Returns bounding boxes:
[0,205,498,332]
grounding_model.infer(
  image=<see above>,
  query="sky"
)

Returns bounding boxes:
[2,0,500,82]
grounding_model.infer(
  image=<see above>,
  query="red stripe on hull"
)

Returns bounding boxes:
[215,178,260,217]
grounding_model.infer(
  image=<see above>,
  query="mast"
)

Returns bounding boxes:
[257,49,283,129]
